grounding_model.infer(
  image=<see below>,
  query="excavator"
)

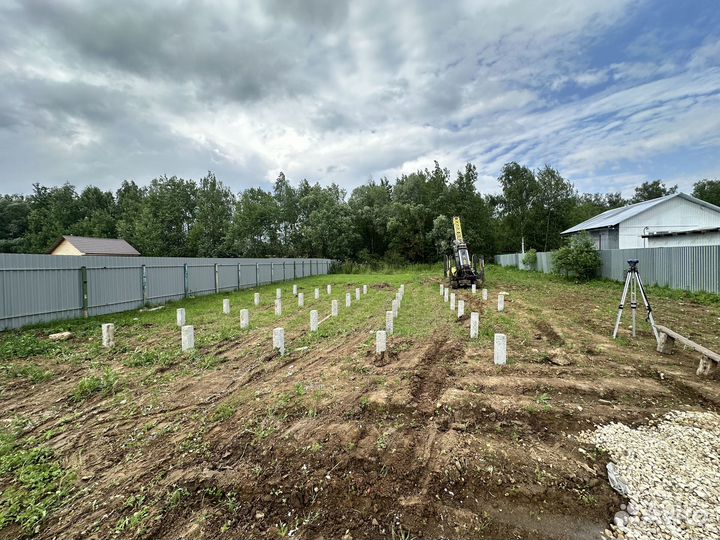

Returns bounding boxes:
[444,216,484,289]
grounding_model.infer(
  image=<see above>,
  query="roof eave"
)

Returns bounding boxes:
[560,224,619,236]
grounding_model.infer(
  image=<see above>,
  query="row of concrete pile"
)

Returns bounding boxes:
[100,282,371,356]
[375,283,404,353]
[439,282,508,365]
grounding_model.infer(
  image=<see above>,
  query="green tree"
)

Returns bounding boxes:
[428,214,453,260]
[0,195,30,253]
[131,176,197,256]
[70,186,117,238]
[347,178,392,261]
[227,188,279,256]
[446,163,495,257]
[26,183,83,252]
[116,180,146,250]
[496,162,539,252]
[631,180,677,203]
[290,181,358,259]
[533,165,576,251]
[692,179,720,207]
[273,172,300,255]
[188,172,234,257]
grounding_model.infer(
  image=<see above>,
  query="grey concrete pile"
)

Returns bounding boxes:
[580,411,720,540]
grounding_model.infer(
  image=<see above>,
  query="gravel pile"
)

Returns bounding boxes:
[580,411,720,540]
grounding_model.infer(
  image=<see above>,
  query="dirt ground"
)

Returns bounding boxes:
[1,267,718,539]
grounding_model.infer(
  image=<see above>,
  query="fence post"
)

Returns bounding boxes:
[293,260,297,280]
[141,264,148,306]
[183,264,189,298]
[255,263,259,288]
[271,263,274,284]
[214,263,219,293]
[80,266,89,318]
[283,261,286,282]
[237,264,241,291]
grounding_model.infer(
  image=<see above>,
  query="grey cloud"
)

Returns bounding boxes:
[0,0,718,196]
[13,0,348,105]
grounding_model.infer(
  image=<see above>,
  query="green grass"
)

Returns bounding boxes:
[72,367,121,402]
[2,363,53,384]
[124,350,178,368]
[209,400,239,423]
[0,333,59,361]
[488,263,720,306]
[0,426,76,535]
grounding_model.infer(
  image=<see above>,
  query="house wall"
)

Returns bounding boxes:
[50,239,83,256]
[647,231,720,248]
[586,229,619,250]
[619,198,720,249]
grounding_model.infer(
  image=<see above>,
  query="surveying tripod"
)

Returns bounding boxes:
[612,259,659,342]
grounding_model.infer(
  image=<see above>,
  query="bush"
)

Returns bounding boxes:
[553,232,601,281]
[522,249,537,270]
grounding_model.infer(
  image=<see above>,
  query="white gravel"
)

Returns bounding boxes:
[580,410,720,540]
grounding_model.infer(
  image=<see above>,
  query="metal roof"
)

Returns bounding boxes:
[561,193,720,235]
[49,236,140,256]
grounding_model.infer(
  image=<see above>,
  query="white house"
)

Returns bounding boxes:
[561,193,720,249]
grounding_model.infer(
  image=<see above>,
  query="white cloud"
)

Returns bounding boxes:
[0,0,717,197]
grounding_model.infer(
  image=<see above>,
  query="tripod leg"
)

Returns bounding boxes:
[636,273,659,342]
[631,276,637,337]
[613,272,632,338]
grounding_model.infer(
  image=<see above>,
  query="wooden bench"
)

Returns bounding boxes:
[655,324,720,376]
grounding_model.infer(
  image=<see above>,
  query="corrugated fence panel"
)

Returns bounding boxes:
[217,264,238,292]
[188,264,215,296]
[146,264,185,304]
[495,246,719,294]
[0,255,332,330]
[0,254,83,328]
[86,266,144,316]
[239,264,257,289]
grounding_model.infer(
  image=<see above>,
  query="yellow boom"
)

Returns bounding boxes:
[452,216,464,243]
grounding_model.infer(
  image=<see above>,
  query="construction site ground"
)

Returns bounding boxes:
[1,265,718,539]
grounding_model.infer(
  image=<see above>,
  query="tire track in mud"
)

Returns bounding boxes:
[410,332,465,415]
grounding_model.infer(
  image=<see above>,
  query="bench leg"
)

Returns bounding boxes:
[657,332,675,355]
[697,356,717,377]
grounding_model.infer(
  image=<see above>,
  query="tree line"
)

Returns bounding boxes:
[1,163,718,262]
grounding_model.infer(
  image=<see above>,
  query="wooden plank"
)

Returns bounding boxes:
[655,325,720,363]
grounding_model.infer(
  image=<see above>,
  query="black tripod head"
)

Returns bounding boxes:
[627,259,639,272]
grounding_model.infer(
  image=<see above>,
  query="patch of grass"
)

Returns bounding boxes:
[0,427,76,535]
[71,367,120,402]
[124,350,177,368]
[307,441,322,453]
[376,432,390,450]
[2,363,53,384]
[114,506,150,535]
[167,487,189,508]
[210,400,238,423]
[0,333,58,361]
[536,392,552,407]
[246,416,278,441]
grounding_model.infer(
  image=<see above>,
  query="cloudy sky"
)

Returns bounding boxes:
[1,0,719,196]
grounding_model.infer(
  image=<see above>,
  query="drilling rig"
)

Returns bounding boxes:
[444,216,484,289]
